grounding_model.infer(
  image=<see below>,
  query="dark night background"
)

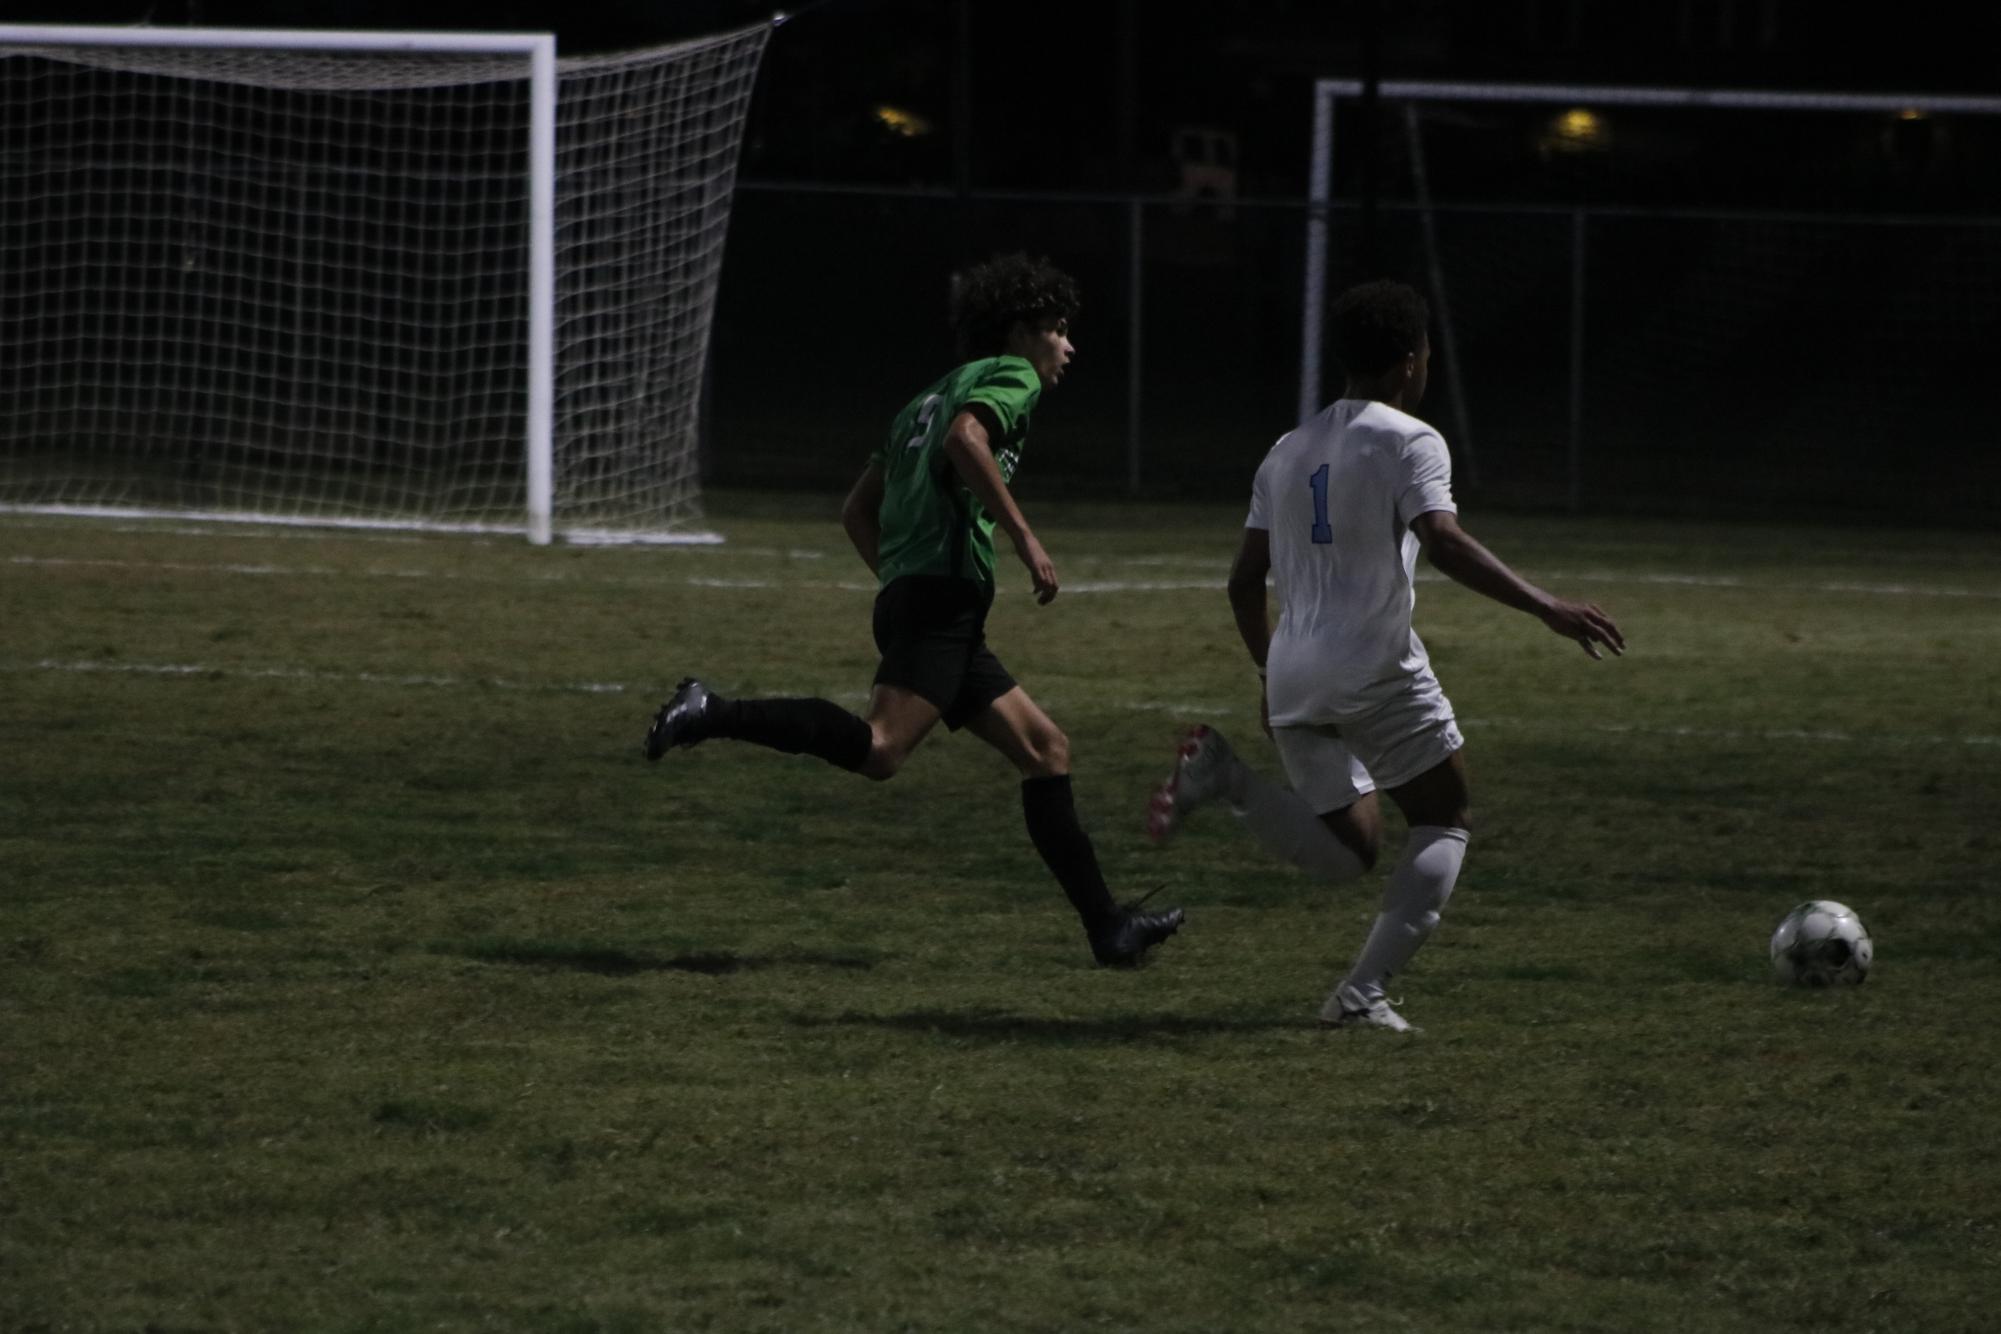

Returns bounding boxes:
[16,0,2000,205]
[7,1,1998,519]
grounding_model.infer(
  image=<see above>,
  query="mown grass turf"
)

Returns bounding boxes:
[3,493,1998,1332]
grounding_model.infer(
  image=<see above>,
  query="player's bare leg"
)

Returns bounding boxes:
[1384,749,1472,830]
[962,686,1068,778]
[968,688,1184,967]
[1315,793,1385,870]
[856,684,943,781]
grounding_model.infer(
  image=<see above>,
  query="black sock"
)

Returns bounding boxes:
[708,695,872,773]
[1020,775,1120,934]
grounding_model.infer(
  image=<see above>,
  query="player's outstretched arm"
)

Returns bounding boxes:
[1411,510,1625,659]
[942,408,1058,604]
[841,459,886,574]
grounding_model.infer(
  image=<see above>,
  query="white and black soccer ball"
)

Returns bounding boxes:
[1769,900,1873,987]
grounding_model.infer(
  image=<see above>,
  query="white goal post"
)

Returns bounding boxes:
[0,21,772,544]
[1299,77,2001,445]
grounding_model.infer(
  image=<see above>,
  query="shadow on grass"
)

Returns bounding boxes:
[442,939,876,976]
[790,1007,1301,1043]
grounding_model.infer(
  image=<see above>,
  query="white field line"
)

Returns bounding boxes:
[8,656,1998,750]
[0,517,826,557]
[1527,570,2001,600]
[1061,579,1234,593]
[0,517,445,544]
[5,555,870,593]
[5,515,1997,596]
[11,657,645,697]
[9,552,2001,602]
[0,505,725,546]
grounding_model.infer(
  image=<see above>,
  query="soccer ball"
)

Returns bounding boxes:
[1769,900,1873,987]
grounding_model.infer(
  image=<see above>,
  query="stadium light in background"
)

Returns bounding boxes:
[1543,105,1609,154]
[873,104,933,137]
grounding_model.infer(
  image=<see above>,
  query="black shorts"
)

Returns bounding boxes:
[871,575,1017,731]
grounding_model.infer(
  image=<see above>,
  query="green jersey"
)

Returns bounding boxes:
[872,355,1041,588]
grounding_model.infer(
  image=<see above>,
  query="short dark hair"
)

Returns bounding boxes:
[1329,279,1430,376]
[950,252,1080,359]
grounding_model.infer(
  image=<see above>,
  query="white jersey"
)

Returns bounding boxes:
[1246,398,1458,724]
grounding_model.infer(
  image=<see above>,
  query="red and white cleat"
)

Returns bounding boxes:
[1145,724,1241,844]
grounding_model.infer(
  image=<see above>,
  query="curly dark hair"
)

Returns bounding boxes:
[1329,279,1430,377]
[950,252,1081,360]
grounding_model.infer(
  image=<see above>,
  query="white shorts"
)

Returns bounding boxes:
[1271,679,1464,814]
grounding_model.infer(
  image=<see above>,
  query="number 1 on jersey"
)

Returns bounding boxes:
[1308,463,1333,544]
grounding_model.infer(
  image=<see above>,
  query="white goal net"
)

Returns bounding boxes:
[0,22,772,543]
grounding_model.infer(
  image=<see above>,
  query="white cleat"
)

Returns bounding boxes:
[1145,724,1242,844]
[1318,984,1418,1033]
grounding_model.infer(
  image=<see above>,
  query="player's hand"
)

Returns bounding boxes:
[1019,534,1059,605]
[1540,598,1625,659]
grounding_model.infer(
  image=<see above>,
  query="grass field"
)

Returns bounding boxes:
[4,491,1999,1332]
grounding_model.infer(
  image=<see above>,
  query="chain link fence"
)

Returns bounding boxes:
[705,183,1999,525]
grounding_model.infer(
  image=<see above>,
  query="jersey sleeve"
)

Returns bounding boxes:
[1395,431,1457,528]
[960,358,1041,437]
[1240,452,1272,528]
[1245,435,1285,529]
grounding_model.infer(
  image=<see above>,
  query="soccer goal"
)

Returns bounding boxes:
[1300,79,2001,516]
[0,21,772,544]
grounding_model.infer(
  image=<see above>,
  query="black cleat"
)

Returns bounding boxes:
[644,677,715,760]
[1090,902,1186,968]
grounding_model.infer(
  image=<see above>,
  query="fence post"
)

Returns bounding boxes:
[1127,198,1144,496]
[1568,207,1586,514]
[1300,83,1335,425]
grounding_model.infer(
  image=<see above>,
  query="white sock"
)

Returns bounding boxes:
[1232,768,1369,883]
[1340,825,1469,1003]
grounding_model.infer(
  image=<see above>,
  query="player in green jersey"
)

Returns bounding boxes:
[644,253,1183,968]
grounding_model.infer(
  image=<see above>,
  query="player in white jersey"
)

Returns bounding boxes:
[1147,280,1624,1032]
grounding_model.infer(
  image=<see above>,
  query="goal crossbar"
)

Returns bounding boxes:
[0,24,555,54]
[1311,79,2001,115]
